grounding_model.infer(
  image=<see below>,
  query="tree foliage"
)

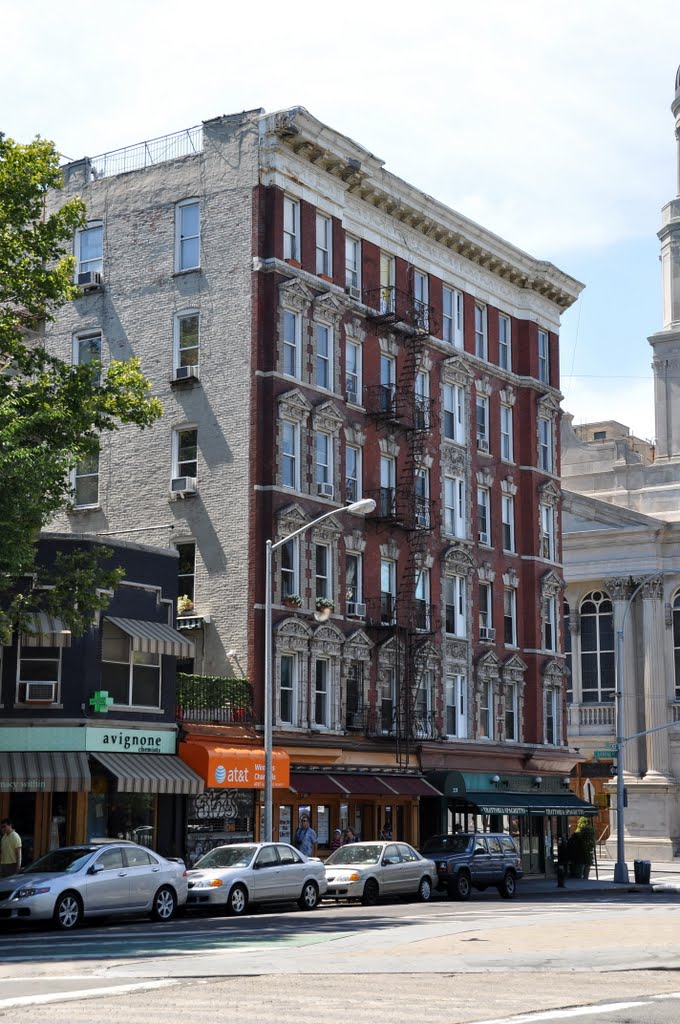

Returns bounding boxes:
[0,133,163,631]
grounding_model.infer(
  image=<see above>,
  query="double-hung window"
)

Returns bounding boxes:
[280,538,298,599]
[479,679,494,739]
[413,269,429,330]
[315,431,333,495]
[443,383,465,444]
[76,222,103,278]
[504,588,517,646]
[444,575,466,636]
[345,341,362,404]
[445,675,467,738]
[315,324,332,390]
[176,542,196,605]
[282,310,301,378]
[345,235,361,293]
[280,654,297,724]
[17,638,61,705]
[477,486,491,545]
[380,455,396,517]
[543,595,557,651]
[379,354,396,414]
[505,683,518,741]
[415,370,430,429]
[475,303,487,360]
[283,196,300,261]
[545,688,557,744]
[444,475,465,538]
[540,503,555,560]
[281,420,299,490]
[501,494,515,551]
[498,314,511,371]
[174,310,199,374]
[539,417,553,472]
[314,659,330,727]
[381,669,396,733]
[173,428,198,480]
[479,581,493,634]
[379,252,396,313]
[442,287,454,344]
[500,405,513,462]
[101,620,161,708]
[315,544,331,600]
[346,553,363,611]
[415,468,430,528]
[538,329,550,383]
[175,199,200,272]
[346,444,361,503]
[476,395,489,451]
[415,569,430,631]
[380,558,396,623]
[72,332,102,507]
[316,214,332,276]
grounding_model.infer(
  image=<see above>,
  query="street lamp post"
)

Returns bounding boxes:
[262,497,376,842]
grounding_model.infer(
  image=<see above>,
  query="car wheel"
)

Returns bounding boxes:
[451,871,471,901]
[498,871,517,899]
[53,891,83,930]
[226,883,248,916]
[150,886,177,921]
[361,878,380,906]
[416,876,432,902]
[298,880,320,910]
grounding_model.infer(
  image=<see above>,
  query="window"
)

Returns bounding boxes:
[415,371,430,430]
[443,383,465,444]
[346,553,362,608]
[580,591,615,703]
[280,539,298,599]
[477,487,490,545]
[500,405,513,462]
[315,431,332,490]
[413,269,429,330]
[504,588,517,646]
[314,659,331,726]
[281,420,299,490]
[17,641,61,704]
[414,671,434,737]
[175,199,200,272]
[442,287,454,345]
[381,669,396,733]
[76,223,102,277]
[380,558,396,623]
[74,332,102,380]
[545,689,557,745]
[173,428,198,480]
[283,196,300,261]
[540,503,555,560]
[476,395,489,451]
[445,675,467,737]
[444,575,466,636]
[501,494,515,552]
[379,252,396,313]
[673,592,680,699]
[415,568,430,630]
[282,310,301,379]
[444,475,465,538]
[564,601,573,703]
[316,214,332,276]
[176,542,196,604]
[498,314,511,371]
[538,329,550,384]
[280,654,297,724]
[479,581,492,633]
[475,304,487,360]
[345,340,362,404]
[346,444,361,503]
[315,544,331,600]
[345,235,361,292]
[594,430,606,440]
[174,311,199,373]
[479,680,494,739]
[543,595,557,651]
[101,620,161,708]
[73,453,99,508]
[539,417,553,472]
[379,455,396,517]
[415,468,430,528]
[505,682,518,741]
[315,324,333,390]
[346,660,364,726]
[379,354,396,414]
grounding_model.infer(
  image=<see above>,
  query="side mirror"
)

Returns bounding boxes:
[473,848,486,857]
[88,862,105,874]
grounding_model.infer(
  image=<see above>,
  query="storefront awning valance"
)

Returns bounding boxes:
[0,751,90,792]
[289,772,443,798]
[21,613,72,648]
[105,617,194,657]
[91,751,204,795]
[458,791,597,817]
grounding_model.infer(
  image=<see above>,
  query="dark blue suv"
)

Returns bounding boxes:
[421,833,523,900]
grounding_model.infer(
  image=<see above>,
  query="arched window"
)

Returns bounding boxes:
[672,592,680,700]
[579,591,614,703]
[564,601,572,703]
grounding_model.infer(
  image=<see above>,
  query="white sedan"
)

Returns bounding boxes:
[186,842,327,914]
[324,841,436,905]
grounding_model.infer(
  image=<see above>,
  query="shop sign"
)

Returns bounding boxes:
[180,743,290,789]
[0,726,176,754]
[86,728,175,754]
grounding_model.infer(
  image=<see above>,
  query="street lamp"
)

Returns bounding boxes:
[262,497,376,841]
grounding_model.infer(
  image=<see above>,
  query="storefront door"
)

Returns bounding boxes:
[519,815,544,874]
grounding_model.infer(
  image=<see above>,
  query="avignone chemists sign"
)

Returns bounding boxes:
[0,726,176,755]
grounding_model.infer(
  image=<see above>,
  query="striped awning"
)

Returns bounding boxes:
[91,751,204,795]
[105,617,194,657]
[21,613,72,648]
[0,751,90,792]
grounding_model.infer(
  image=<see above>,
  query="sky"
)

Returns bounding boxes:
[3,0,679,440]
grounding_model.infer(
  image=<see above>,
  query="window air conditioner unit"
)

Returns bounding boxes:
[25,681,57,703]
[317,482,334,498]
[345,285,362,301]
[173,365,199,383]
[77,271,103,290]
[347,602,366,618]
[346,388,358,405]
[478,531,489,545]
[476,435,489,452]
[479,627,496,642]
[171,476,197,497]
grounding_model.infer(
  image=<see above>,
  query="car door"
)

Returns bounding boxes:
[396,843,421,893]
[470,836,491,886]
[485,836,503,884]
[83,846,130,913]
[251,845,283,902]
[380,844,403,896]
[124,846,160,909]
[275,844,305,899]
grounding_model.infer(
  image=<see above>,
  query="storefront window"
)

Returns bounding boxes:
[279,804,292,843]
[186,789,255,864]
[316,805,329,845]
[87,776,156,848]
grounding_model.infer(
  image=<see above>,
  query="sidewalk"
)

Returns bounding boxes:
[518,858,680,897]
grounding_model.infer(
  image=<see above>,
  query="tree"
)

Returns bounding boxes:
[0,133,163,637]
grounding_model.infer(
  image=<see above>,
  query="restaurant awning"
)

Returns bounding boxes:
[105,617,194,657]
[0,751,90,792]
[21,613,72,648]
[91,751,204,795]
[460,792,597,817]
[289,772,443,798]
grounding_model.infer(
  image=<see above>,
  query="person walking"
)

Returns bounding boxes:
[0,819,22,877]
[293,814,317,857]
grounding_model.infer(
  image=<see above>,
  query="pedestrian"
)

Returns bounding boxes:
[330,828,343,852]
[343,827,358,844]
[293,814,317,857]
[0,818,22,877]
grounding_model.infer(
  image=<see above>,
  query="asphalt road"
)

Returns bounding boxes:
[1,892,679,1024]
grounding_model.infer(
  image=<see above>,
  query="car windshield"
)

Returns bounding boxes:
[193,846,258,869]
[325,844,382,866]
[23,848,97,874]
[421,835,471,855]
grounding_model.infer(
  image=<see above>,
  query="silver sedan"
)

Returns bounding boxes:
[186,842,327,914]
[324,841,436,905]
[0,842,188,929]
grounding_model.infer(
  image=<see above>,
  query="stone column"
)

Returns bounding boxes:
[641,577,672,782]
[607,579,640,777]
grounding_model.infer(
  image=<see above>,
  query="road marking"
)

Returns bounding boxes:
[471,1000,648,1023]
[0,979,177,1010]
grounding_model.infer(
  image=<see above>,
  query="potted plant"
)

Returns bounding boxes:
[177,594,194,615]
[315,596,335,621]
[282,594,303,609]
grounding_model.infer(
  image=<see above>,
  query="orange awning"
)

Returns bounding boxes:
[179,741,290,790]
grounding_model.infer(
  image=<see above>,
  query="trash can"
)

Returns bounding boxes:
[634,859,651,884]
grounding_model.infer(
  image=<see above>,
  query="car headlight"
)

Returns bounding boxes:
[13,886,51,900]
[330,871,361,882]
[192,878,223,889]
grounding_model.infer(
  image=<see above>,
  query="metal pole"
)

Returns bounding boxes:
[263,538,273,842]
[614,625,629,883]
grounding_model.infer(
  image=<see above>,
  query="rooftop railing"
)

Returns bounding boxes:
[89,125,203,180]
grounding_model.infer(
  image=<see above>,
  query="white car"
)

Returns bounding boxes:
[324,841,436,905]
[0,842,188,929]
[186,842,327,914]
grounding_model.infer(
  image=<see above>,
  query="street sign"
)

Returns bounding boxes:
[594,749,616,758]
